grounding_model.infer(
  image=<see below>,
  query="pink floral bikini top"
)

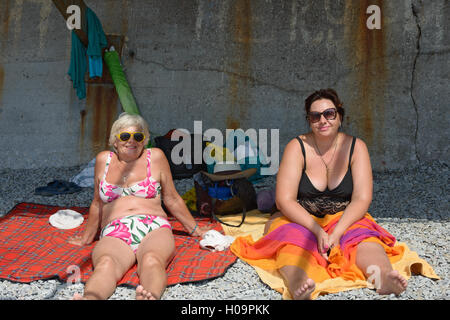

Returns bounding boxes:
[99,149,161,203]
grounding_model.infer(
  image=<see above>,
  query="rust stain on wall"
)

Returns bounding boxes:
[227,0,253,130]
[80,84,119,156]
[344,0,387,149]
[0,66,4,108]
[77,108,87,162]
[79,108,86,152]
[1,0,10,38]
[0,0,10,56]
[121,0,129,36]
[102,0,128,40]
[226,118,241,130]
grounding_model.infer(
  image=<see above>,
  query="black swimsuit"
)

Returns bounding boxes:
[296,136,356,218]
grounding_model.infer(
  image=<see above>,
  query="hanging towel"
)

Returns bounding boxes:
[89,56,103,78]
[68,7,107,98]
[86,7,107,78]
[68,30,87,99]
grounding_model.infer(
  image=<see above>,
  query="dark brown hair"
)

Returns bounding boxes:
[304,88,345,121]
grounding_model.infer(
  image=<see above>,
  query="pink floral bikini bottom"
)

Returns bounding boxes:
[100,214,172,253]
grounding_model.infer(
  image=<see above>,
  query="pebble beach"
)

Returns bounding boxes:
[0,161,448,300]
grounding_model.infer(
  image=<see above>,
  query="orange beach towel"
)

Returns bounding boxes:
[229,211,440,299]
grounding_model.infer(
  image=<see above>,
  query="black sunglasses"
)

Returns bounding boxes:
[307,108,338,123]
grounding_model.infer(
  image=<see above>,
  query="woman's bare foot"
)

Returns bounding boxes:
[136,285,157,300]
[72,292,102,300]
[376,270,407,296]
[292,278,316,300]
[72,293,86,300]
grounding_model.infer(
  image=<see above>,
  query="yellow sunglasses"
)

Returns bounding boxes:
[116,131,146,142]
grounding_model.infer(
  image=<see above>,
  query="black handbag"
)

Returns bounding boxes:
[155,132,208,180]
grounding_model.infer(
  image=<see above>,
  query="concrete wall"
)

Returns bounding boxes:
[0,0,448,170]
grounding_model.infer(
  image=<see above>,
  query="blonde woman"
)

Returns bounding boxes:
[69,113,208,300]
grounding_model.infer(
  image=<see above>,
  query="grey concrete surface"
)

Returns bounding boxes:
[0,0,448,170]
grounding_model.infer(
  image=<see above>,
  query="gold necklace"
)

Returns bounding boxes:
[313,133,339,176]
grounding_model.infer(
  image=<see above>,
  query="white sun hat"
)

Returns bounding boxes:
[49,209,84,230]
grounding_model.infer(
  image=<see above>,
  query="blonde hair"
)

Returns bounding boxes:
[109,113,150,148]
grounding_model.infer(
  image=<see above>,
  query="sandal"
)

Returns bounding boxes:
[34,180,82,196]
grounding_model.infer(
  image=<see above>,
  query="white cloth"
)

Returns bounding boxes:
[49,209,84,230]
[70,158,96,187]
[199,230,235,252]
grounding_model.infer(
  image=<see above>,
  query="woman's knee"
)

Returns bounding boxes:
[94,254,115,269]
[138,252,165,272]
[356,241,392,272]
[94,255,124,280]
[356,241,386,256]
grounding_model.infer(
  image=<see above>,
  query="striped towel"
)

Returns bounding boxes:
[230,211,440,299]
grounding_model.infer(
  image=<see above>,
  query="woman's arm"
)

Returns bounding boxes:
[276,138,329,257]
[153,148,208,237]
[329,138,373,245]
[68,152,107,246]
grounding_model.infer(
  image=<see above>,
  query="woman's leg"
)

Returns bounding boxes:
[263,212,282,235]
[279,265,316,300]
[265,214,316,299]
[355,241,407,295]
[74,236,136,300]
[135,227,176,300]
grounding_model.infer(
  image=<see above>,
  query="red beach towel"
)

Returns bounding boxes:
[0,203,236,286]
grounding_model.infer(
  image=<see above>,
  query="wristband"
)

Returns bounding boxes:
[189,223,199,236]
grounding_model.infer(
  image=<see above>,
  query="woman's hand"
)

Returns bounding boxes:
[189,223,211,238]
[196,226,211,238]
[328,231,342,251]
[68,235,91,246]
[313,227,330,260]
